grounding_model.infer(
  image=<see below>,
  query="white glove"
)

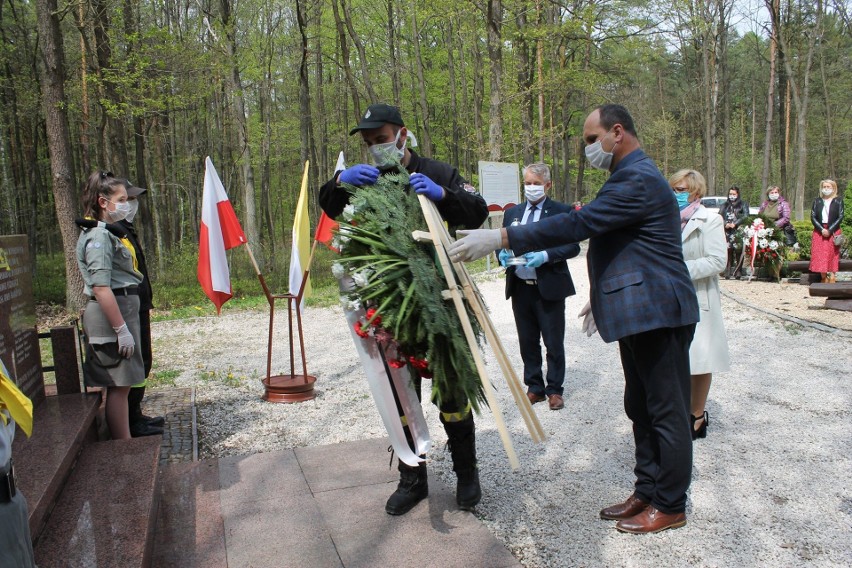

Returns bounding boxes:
[447,229,503,262]
[578,301,598,337]
[113,323,135,358]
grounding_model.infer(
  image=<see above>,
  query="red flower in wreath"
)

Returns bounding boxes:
[366,308,382,327]
[353,321,369,338]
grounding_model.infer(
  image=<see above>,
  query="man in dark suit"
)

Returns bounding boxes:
[448,104,700,534]
[499,163,579,411]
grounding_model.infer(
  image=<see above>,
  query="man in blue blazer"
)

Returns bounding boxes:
[499,163,580,410]
[449,104,700,534]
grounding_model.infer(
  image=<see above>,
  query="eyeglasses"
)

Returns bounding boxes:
[100,170,114,179]
[672,186,689,193]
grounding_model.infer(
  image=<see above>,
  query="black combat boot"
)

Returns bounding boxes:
[385,458,428,515]
[443,414,481,511]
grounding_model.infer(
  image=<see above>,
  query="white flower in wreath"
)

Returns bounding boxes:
[340,296,362,312]
[769,241,779,250]
[342,204,356,222]
[331,262,346,279]
[758,238,769,249]
[352,270,372,288]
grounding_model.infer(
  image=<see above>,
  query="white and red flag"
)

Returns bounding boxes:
[198,156,247,314]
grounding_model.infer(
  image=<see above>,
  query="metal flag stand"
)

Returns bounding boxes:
[244,242,317,403]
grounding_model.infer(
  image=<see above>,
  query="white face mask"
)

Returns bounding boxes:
[124,200,139,223]
[106,200,132,222]
[768,193,779,201]
[368,129,404,167]
[584,131,616,171]
[821,188,833,197]
[524,184,546,203]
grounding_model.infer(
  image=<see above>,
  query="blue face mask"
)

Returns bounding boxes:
[675,192,690,210]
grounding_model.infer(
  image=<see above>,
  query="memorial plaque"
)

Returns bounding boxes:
[0,235,44,406]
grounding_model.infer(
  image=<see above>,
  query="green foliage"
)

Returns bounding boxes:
[792,220,813,259]
[33,253,67,306]
[148,368,179,388]
[336,170,485,412]
[841,183,852,258]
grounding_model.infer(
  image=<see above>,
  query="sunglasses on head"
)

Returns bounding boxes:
[100,170,114,180]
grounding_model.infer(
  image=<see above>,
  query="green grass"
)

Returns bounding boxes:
[148,369,180,388]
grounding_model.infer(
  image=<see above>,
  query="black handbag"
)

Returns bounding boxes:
[783,224,798,246]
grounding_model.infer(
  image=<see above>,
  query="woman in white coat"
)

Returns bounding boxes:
[670,169,730,439]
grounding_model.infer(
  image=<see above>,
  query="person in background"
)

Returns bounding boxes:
[0,360,36,568]
[718,185,749,279]
[76,171,145,440]
[758,186,792,228]
[498,163,580,411]
[572,201,583,210]
[448,104,699,534]
[118,181,165,437]
[319,103,488,516]
[670,170,730,440]
[809,179,845,283]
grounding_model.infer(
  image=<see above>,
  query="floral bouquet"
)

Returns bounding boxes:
[735,217,786,279]
[331,168,486,412]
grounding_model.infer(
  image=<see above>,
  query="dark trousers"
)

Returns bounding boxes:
[618,324,695,514]
[129,309,152,424]
[511,282,566,396]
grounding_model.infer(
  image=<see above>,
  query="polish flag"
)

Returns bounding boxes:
[198,157,247,314]
[314,151,344,250]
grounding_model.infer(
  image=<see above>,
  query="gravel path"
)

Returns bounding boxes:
[152,251,852,567]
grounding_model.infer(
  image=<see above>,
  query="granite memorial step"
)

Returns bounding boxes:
[12,392,102,540]
[33,435,162,568]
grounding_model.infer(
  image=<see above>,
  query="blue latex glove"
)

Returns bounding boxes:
[523,251,547,268]
[410,173,445,201]
[338,164,379,187]
[498,249,512,267]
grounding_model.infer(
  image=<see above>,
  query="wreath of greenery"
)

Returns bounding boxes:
[333,168,486,413]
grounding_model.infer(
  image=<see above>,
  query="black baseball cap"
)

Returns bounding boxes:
[123,179,148,197]
[349,104,405,135]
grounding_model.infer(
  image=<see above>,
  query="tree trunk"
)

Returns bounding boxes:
[341,0,377,103]
[486,0,504,161]
[410,8,433,156]
[220,0,260,248]
[761,0,778,195]
[331,0,361,120]
[36,0,86,311]
[515,8,533,165]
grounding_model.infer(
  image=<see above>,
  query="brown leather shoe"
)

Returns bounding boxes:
[599,493,649,520]
[615,506,686,534]
[527,391,546,404]
[548,394,564,410]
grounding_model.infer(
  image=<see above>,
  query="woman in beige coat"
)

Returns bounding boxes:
[670,169,731,439]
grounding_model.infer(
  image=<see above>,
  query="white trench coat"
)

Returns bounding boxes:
[682,205,731,374]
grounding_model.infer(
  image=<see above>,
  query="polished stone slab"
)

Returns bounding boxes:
[33,436,161,568]
[152,461,227,568]
[12,392,101,539]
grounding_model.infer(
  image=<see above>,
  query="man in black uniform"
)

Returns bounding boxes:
[119,181,165,437]
[319,103,489,516]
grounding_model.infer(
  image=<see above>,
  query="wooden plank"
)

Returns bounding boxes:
[824,299,852,311]
[417,197,545,448]
[415,195,520,469]
[808,283,852,298]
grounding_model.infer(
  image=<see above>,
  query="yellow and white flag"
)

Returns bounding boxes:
[288,161,312,307]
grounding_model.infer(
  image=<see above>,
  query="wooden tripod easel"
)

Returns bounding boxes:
[414,196,545,470]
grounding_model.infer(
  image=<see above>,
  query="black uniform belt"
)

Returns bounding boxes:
[0,461,16,503]
[89,286,139,301]
[522,279,537,285]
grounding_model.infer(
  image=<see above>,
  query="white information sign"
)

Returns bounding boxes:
[478,161,520,212]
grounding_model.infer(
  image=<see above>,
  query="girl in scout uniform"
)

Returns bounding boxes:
[76,171,144,440]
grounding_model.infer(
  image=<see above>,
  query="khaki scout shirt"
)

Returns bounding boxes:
[76,227,143,296]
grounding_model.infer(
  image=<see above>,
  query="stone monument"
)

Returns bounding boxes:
[0,235,44,406]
